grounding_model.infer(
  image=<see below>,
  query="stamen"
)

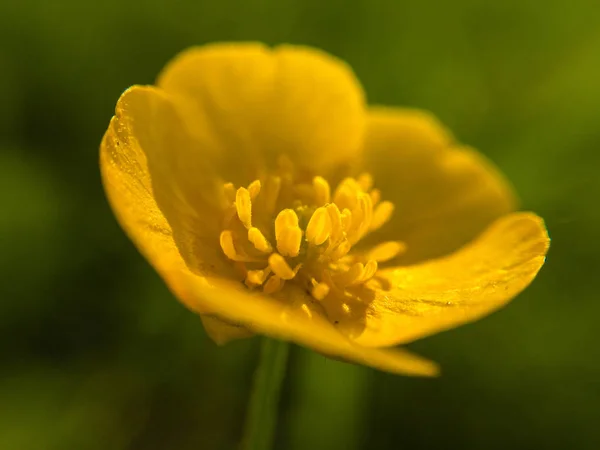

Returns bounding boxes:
[333,178,360,210]
[246,268,270,287]
[359,260,378,283]
[353,194,373,241]
[305,207,331,245]
[263,275,284,294]
[235,187,252,229]
[219,230,239,261]
[275,209,302,257]
[340,208,352,232]
[370,189,381,205]
[329,239,351,260]
[248,227,273,253]
[248,180,261,200]
[326,203,343,243]
[371,201,394,231]
[357,173,373,191]
[219,165,398,310]
[313,176,331,205]
[311,282,330,300]
[219,230,256,262]
[367,241,406,262]
[268,253,296,280]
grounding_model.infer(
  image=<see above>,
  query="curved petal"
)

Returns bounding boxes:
[355,213,550,347]
[163,270,439,376]
[362,107,517,264]
[100,86,437,375]
[157,43,366,177]
[100,86,233,291]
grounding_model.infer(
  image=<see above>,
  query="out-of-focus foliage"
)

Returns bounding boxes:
[0,0,598,449]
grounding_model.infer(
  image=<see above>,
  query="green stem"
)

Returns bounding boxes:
[242,337,290,450]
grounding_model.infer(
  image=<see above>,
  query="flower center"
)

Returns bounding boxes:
[218,157,403,302]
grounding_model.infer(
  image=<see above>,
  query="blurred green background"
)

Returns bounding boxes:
[1,0,599,449]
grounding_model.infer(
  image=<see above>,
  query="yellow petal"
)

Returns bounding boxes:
[100,90,436,375]
[157,43,366,174]
[100,86,232,301]
[362,107,517,264]
[200,315,254,345]
[355,213,549,347]
[163,271,439,376]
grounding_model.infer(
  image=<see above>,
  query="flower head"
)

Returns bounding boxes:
[100,43,549,376]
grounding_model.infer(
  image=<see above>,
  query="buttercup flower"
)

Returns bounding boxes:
[100,43,549,376]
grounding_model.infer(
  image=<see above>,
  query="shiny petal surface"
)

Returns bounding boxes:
[362,107,517,264]
[100,86,232,293]
[355,213,550,347]
[157,43,366,177]
[164,273,439,376]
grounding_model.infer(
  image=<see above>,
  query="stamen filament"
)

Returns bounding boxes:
[371,201,394,231]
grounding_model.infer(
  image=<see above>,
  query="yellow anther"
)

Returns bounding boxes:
[359,260,378,284]
[333,179,360,211]
[264,176,281,214]
[357,173,373,191]
[330,239,351,260]
[268,253,296,280]
[313,176,331,206]
[248,180,261,200]
[278,227,302,257]
[219,230,239,261]
[246,269,270,287]
[367,241,406,262]
[221,169,393,300]
[220,230,260,262]
[248,227,273,253]
[263,275,284,294]
[223,182,236,203]
[306,207,331,245]
[275,209,302,257]
[275,208,298,228]
[370,189,381,205]
[312,282,330,300]
[371,201,394,231]
[326,203,343,243]
[340,208,352,232]
[351,194,373,242]
[235,187,252,229]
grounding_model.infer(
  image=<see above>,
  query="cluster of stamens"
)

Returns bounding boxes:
[218,158,404,302]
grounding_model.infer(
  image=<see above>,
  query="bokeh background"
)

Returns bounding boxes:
[1,0,599,449]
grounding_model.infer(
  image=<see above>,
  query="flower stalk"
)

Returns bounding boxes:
[242,337,290,450]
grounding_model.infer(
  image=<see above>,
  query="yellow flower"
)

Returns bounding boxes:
[100,43,549,376]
